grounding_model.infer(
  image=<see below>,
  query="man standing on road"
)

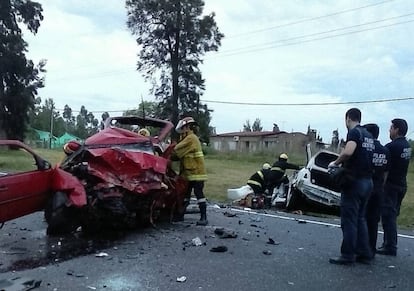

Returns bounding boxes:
[377,118,412,256]
[172,116,208,226]
[328,108,374,265]
[363,123,389,257]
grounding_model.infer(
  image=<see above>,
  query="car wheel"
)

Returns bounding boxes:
[285,188,304,211]
[45,192,78,235]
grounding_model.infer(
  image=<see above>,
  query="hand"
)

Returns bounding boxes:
[328,161,339,168]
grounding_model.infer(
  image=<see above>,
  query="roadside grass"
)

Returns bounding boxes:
[2,148,413,229]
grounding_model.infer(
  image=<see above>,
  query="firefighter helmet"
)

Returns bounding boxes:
[279,153,288,160]
[262,163,271,170]
[175,117,197,133]
[63,140,81,155]
[138,128,150,137]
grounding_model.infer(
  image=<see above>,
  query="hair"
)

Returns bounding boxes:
[391,118,408,136]
[363,123,379,139]
[345,108,361,122]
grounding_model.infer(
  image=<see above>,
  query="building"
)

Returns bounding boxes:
[210,126,321,154]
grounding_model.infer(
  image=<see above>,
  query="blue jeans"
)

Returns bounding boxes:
[381,183,407,252]
[340,177,373,260]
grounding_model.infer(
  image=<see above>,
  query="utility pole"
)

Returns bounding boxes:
[49,104,54,149]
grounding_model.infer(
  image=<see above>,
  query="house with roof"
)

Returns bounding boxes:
[210,125,322,154]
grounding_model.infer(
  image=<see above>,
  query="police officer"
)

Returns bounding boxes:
[377,118,412,256]
[363,123,389,257]
[328,108,374,265]
[172,117,208,226]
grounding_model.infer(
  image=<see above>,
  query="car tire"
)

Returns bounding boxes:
[285,188,304,211]
[45,192,78,235]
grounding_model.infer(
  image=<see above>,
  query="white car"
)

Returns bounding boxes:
[284,144,341,210]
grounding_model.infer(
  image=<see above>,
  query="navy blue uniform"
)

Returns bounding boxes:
[247,169,271,195]
[381,137,412,254]
[366,140,389,255]
[340,125,374,260]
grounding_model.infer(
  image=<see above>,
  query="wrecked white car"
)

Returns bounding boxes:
[285,144,341,210]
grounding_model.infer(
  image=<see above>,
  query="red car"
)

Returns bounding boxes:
[1,116,187,235]
[0,140,85,225]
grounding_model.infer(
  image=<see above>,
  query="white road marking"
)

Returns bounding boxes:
[229,208,414,240]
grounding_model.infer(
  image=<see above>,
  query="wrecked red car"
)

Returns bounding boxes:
[1,116,187,235]
[0,140,85,226]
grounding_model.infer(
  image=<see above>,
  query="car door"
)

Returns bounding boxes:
[0,140,53,223]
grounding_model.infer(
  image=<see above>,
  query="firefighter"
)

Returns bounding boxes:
[268,153,300,193]
[172,117,208,226]
[247,163,272,208]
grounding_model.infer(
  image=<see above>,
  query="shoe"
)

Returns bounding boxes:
[356,256,372,265]
[376,247,396,256]
[329,256,354,265]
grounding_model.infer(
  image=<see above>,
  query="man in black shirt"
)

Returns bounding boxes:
[363,123,389,257]
[328,108,374,265]
[377,118,412,256]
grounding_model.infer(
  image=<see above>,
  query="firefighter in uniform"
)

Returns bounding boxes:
[268,153,300,192]
[247,163,272,208]
[172,117,208,226]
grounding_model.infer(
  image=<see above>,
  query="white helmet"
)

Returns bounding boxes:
[175,117,197,133]
[262,163,271,170]
[279,153,288,160]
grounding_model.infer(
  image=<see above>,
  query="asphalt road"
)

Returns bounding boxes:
[0,205,413,291]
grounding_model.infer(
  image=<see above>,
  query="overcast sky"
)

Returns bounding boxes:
[25,0,414,144]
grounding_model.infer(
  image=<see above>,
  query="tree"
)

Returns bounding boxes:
[74,106,98,139]
[252,118,262,132]
[243,120,252,132]
[0,0,45,140]
[62,104,76,133]
[126,0,223,140]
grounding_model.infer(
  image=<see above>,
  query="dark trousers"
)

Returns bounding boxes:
[185,180,206,203]
[340,177,373,260]
[366,183,384,255]
[381,183,407,252]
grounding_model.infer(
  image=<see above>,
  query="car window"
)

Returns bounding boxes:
[0,144,38,175]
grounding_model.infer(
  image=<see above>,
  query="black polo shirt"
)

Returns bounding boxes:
[385,137,412,187]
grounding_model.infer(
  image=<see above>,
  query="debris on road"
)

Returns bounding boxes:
[210,246,228,252]
[266,238,280,245]
[191,237,203,246]
[214,227,237,239]
[263,250,272,255]
[176,276,187,283]
[223,211,237,217]
[95,252,109,257]
[0,277,41,290]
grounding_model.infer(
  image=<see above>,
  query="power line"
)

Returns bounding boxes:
[218,12,414,55]
[200,97,414,106]
[226,0,395,38]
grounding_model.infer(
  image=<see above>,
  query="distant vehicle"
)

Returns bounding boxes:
[285,144,341,211]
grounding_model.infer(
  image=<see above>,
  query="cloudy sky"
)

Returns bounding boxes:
[25,0,414,143]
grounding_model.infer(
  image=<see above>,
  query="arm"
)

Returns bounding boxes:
[330,140,356,167]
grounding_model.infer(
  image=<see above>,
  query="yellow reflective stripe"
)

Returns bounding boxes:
[247,180,262,186]
[257,171,264,179]
[197,198,207,203]
[188,174,208,181]
[271,167,284,173]
[186,151,204,158]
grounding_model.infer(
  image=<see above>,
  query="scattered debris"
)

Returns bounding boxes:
[95,252,109,257]
[288,281,295,285]
[388,265,396,269]
[266,238,280,245]
[192,237,203,246]
[214,228,238,239]
[86,286,97,290]
[210,246,228,252]
[176,276,187,283]
[263,250,272,255]
[297,220,307,224]
[223,211,237,217]
[66,270,85,278]
[0,277,41,290]
[291,210,303,215]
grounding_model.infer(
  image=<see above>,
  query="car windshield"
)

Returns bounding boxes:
[112,141,154,154]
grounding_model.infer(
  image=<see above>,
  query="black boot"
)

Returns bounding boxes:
[173,200,189,222]
[196,202,208,226]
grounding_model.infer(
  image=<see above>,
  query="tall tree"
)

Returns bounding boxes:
[126,0,223,140]
[62,104,76,133]
[243,120,252,132]
[252,118,263,132]
[74,105,98,139]
[0,0,45,140]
